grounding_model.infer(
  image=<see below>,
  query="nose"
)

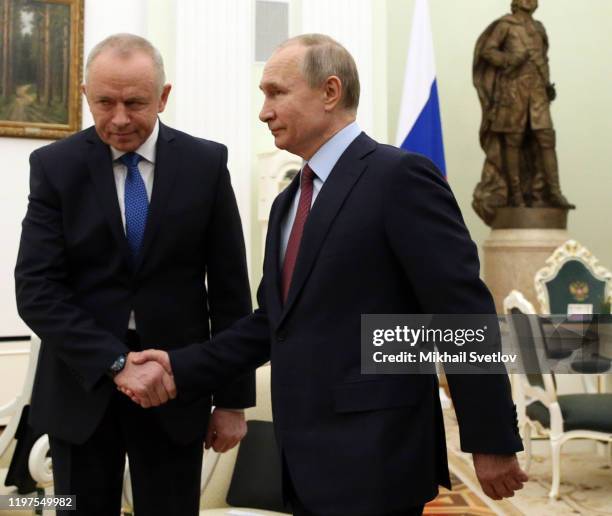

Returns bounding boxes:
[111,103,130,127]
[259,100,273,123]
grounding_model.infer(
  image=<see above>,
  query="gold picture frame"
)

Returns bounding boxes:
[0,0,83,139]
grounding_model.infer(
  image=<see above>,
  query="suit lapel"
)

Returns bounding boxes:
[279,133,377,324]
[86,129,132,266]
[135,122,178,272]
[267,173,300,320]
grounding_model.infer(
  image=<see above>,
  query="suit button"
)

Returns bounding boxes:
[276,330,287,342]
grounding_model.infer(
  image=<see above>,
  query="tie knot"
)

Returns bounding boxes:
[301,164,315,185]
[120,152,142,169]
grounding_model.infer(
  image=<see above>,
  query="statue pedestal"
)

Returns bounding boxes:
[483,228,569,312]
[491,207,569,230]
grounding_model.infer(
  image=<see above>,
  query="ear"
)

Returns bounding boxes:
[322,75,343,112]
[81,84,92,108]
[158,84,172,113]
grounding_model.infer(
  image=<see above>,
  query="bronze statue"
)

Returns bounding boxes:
[472,0,574,226]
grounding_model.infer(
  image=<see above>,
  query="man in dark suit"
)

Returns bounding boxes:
[129,34,527,516]
[14,34,254,516]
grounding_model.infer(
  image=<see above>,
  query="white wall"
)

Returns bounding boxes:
[174,0,254,263]
[0,138,42,335]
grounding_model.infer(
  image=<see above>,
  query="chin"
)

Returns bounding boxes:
[273,136,287,150]
[110,138,140,152]
[274,135,296,152]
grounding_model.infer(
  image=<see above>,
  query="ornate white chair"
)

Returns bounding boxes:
[0,337,40,474]
[0,335,55,515]
[535,239,612,390]
[535,239,612,316]
[504,290,612,499]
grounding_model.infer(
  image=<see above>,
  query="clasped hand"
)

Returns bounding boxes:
[115,350,248,452]
[114,350,175,408]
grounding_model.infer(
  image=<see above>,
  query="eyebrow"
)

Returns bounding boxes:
[95,95,148,103]
[259,81,286,91]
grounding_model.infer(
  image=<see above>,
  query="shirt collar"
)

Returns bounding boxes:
[306,121,362,182]
[111,119,159,164]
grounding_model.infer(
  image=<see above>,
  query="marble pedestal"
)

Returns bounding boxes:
[483,228,569,313]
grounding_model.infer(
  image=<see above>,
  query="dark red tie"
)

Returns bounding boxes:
[281,164,315,303]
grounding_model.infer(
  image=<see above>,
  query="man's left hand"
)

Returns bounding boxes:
[472,453,528,500]
[205,408,247,453]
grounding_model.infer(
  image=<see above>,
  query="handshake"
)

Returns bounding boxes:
[113,350,174,408]
[112,350,249,452]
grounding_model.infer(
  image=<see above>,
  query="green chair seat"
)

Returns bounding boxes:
[526,394,612,433]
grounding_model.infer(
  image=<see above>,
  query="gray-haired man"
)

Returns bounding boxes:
[15,33,254,516]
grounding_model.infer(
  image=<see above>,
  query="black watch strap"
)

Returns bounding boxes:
[108,353,128,378]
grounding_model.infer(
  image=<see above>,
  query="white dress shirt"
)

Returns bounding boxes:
[280,121,362,264]
[110,120,159,329]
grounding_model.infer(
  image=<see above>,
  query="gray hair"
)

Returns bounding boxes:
[85,33,166,93]
[280,33,360,112]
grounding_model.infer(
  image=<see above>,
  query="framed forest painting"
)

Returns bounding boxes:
[0,0,83,139]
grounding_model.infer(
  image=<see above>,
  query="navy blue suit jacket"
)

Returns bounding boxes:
[170,133,522,514]
[15,122,254,445]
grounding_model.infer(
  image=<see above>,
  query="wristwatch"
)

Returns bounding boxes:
[108,353,128,378]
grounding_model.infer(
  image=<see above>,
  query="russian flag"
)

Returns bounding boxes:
[395,0,446,176]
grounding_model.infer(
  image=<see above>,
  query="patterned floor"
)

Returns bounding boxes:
[444,408,612,516]
[424,472,495,515]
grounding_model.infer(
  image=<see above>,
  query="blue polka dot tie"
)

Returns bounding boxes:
[120,152,148,263]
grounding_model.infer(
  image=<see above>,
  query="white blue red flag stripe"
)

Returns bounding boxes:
[395,0,446,176]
